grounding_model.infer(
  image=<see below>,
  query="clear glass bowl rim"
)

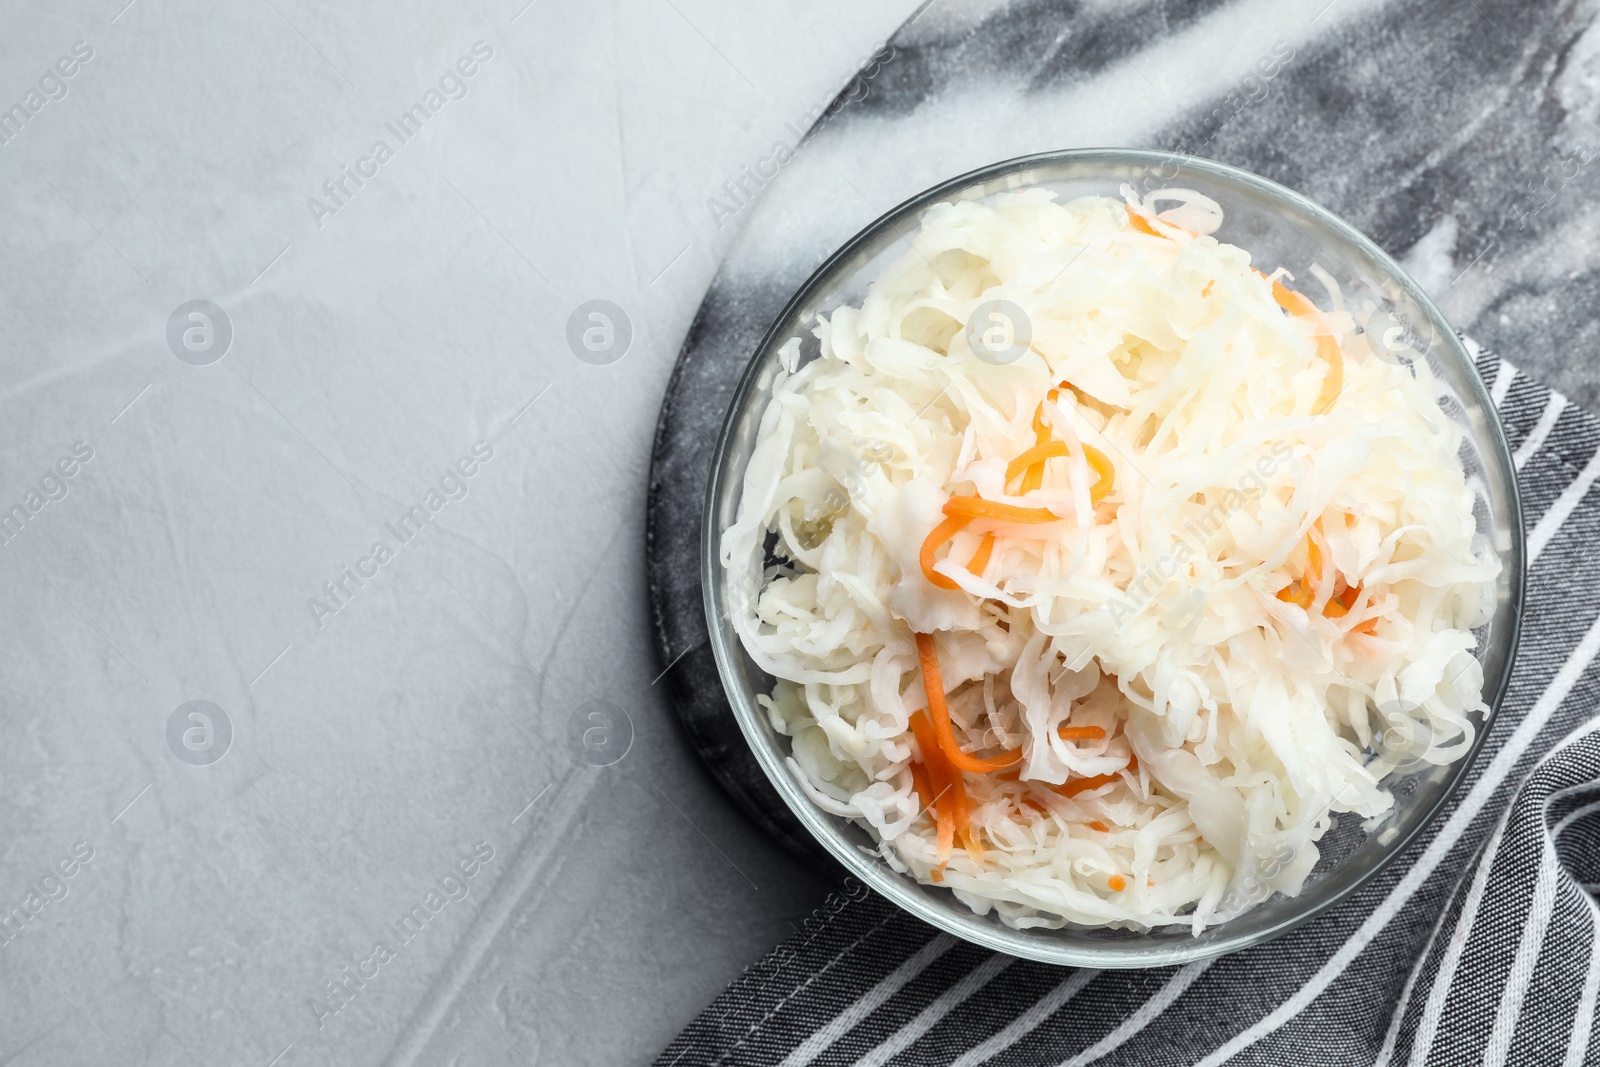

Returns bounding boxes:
[700,148,1527,968]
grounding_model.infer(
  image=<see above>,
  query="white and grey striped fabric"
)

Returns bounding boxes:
[658,348,1600,1066]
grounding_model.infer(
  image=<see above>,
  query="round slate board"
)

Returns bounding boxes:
[643,12,946,867]
[646,280,833,864]
[646,0,1584,861]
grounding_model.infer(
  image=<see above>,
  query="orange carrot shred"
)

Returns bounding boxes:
[1084,445,1116,503]
[1088,820,1110,833]
[915,633,1023,774]
[967,532,996,578]
[934,800,956,860]
[1022,401,1054,493]
[1276,533,1320,608]
[907,711,942,773]
[1325,582,1362,619]
[1005,441,1070,486]
[1057,725,1108,741]
[1108,874,1127,892]
[1053,772,1121,799]
[1126,203,1196,238]
[1277,580,1313,608]
[1271,280,1317,317]
[909,761,935,812]
[908,710,956,862]
[1127,207,1165,237]
[1016,398,1114,503]
[943,496,1061,525]
[954,783,984,860]
[919,514,971,590]
[1280,527,1366,617]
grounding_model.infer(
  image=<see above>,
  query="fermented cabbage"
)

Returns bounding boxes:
[721,187,1497,931]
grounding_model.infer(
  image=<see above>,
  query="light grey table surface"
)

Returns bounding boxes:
[0,2,919,1065]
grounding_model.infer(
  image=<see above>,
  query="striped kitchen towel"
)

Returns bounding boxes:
[658,347,1600,1066]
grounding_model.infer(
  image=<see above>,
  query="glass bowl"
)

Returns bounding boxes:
[701,149,1525,967]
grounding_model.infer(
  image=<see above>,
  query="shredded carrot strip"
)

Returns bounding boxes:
[1108,874,1127,892]
[908,710,957,862]
[909,761,935,812]
[966,532,996,577]
[1276,532,1323,608]
[1276,579,1313,608]
[951,779,983,860]
[1127,752,1139,773]
[1354,617,1380,636]
[1088,820,1110,833]
[1324,582,1362,619]
[1084,445,1115,503]
[1021,399,1055,492]
[1272,280,1317,317]
[1053,772,1121,799]
[1022,797,1049,815]
[1127,207,1164,236]
[1005,441,1070,486]
[1280,527,1370,619]
[934,802,955,861]
[1125,204,1193,239]
[1057,725,1108,741]
[1006,437,1113,504]
[943,496,1060,525]
[995,767,1021,782]
[919,515,970,590]
[915,633,1023,773]
[905,711,979,862]
[907,711,942,773]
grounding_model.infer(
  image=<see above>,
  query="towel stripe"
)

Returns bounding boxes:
[941,968,1101,1067]
[1491,359,1518,407]
[1515,394,1567,470]
[850,953,1011,1066]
